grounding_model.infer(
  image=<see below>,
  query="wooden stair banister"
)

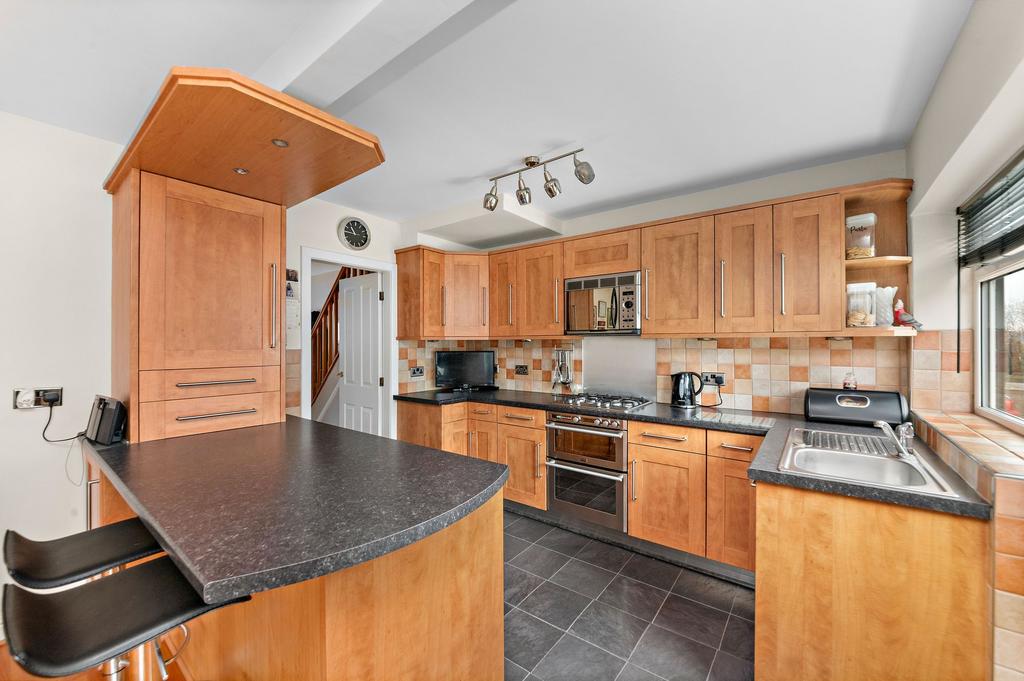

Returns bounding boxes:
[310,266,370,405]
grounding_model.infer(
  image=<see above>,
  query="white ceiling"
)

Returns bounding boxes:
[0,0,973,236]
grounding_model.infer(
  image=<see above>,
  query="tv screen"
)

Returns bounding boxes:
[435,351,496,389]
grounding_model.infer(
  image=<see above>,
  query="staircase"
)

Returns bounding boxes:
[311,266,371,404]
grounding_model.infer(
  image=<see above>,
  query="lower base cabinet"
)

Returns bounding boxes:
[469,419,498,462]
[498,423,547,510]
[442,417,469,456]
[627,443,706,555]
[706,456,756,570]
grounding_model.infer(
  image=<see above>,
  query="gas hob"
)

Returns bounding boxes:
[552,392,652,412]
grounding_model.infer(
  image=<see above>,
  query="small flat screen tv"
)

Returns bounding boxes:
[435,350,496,389]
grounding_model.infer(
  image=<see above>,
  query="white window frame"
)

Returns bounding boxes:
[973,248,1024,435]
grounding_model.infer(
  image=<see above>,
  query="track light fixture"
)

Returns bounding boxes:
[516,172,532,206]
[483,181,499,211]
[543,164,561,198]
[485,147,593,209]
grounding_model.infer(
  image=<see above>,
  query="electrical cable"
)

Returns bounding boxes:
[42,404,85,443]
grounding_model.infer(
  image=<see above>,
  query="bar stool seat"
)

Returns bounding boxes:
[2,556,249,678]
[4,519,162,589]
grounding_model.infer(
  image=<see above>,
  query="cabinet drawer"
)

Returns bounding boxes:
[441,403,468,423]
[628,422,706,454]
[467,402,497,421]
[495,406,544,428]
[139,392,281,441]
[707,430,763,463]
[139,366,279,402]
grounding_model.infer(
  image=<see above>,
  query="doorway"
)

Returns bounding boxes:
[299,246,397,438]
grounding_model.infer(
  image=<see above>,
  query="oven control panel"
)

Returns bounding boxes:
[619,285,637,328]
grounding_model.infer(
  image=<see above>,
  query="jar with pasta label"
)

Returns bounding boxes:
[846,213,876,259]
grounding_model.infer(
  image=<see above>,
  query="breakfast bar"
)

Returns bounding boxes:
[85,417,508,680]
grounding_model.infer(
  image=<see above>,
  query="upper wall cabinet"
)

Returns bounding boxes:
[396,247,489,339]
[516,243,564,337]
[139,173,283,370]
[642,217,715,334]
[563,230,641,278]
[489,251,518,337]
[773,195,844,332]
[714,207,774,333]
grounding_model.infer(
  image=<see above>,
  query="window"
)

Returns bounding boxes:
[979,265,1024,423]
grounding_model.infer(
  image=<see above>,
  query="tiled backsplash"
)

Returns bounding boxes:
[909,329,973,413]
[654,336,910,413]
[398,339,583,394]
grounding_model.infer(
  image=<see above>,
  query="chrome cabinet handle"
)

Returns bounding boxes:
[644,269,650,320]
[441,285,446,326]
[535,442,542,478]
[720,443,754,452]
[504,413,535,422]
[719,260,726,318]
[508,284,513,325]
[545,459,625,482]
[468,430,474,456]
[86,479,100,530]
[554,279,560,324]
[176,408,257,422]
[630,459,637,501]
[641,431,688,442]
[482,287,488,326]
[270,263,278,349]
[780,252,786,316]
[471,409,491,415]
[545,423,626,438]
[175,378,256,388]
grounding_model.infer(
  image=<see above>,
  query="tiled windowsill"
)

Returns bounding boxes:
[913,410,1024,502]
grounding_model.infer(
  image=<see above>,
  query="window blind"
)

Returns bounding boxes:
[958,153,1024,266]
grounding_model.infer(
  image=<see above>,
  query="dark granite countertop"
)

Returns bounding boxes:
[394,390,990,519]
[85,416,508,603]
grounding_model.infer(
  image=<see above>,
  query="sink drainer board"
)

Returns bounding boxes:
[778,427,958,498]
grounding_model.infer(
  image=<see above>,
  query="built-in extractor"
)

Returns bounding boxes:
[564,271,641,335]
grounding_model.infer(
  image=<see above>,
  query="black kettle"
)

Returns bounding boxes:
[671,371,705,409]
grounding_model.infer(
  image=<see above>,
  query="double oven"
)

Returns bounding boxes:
[545,412,629,532]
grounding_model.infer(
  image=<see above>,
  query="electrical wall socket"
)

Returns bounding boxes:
[514,365,529,376]
[12,387,63,409]
[701,372,726,387]
[410,366,424,378]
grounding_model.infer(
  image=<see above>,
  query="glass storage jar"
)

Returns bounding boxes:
[847,282,877,327]
[845,213,877,259]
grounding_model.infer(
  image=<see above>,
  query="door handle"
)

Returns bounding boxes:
[535,442,542,478]
[482,287,487,326]
[720,443,754,452]
[630,459,637,501]
[270,263,278,349]
[176,408,257,422]
[780,252,786,316]
[554,279,560,324]
[468,430,474,457]
[508,284,513,325]
[175,378,256,388]
[504,413,535,422]
[545,459,625,482]
[640,431,687,442]
[644,269,650,320]
[719,259,726,318]
[441,285,446,326]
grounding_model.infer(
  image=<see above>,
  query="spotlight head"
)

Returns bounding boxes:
[483,181,499,211]
[516,173,532,206]
[543,165,561,198]
[573,153,595,184]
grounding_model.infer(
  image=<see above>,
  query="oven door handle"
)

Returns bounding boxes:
[545,459,625,482]
[545,423,626,438]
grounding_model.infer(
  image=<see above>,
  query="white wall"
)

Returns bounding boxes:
[311,269,341,312]
[562,149,907,234]
[0,112,122,588]
[286,197,404,270]
[907,0,1024,328]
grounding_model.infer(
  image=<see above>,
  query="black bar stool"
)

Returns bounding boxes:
[3,556,249,679]
[4,518,161,589]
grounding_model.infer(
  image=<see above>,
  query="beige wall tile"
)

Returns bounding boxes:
[996,627,1024,671]
[997,590,1024,635]
[995,664,1024,681]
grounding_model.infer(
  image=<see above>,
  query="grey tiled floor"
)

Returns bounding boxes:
[503,511,754,681]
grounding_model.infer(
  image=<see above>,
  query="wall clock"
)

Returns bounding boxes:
[338,217,370,250]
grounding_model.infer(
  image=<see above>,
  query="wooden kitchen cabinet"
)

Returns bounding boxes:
[627,443,706,554]
[445,254,489,337]
[516,243,564,336]
[714,207,774,333]
[139,173,283,370]
[772,195,844,332]
[641,216,715,334]
[442,417,469,456]
[706,456,756,570]
[563,229,641,278]
[498,423,547,510]
[488,251,518,337]
[469,419,499,462]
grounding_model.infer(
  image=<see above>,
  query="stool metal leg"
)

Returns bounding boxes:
[99,655,129,680]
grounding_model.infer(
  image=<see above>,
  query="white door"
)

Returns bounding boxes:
[337,272,382,434]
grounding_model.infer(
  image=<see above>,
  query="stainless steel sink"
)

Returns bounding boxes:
[778,427,958,497]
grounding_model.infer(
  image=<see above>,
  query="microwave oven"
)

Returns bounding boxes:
[563,271,641,335]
